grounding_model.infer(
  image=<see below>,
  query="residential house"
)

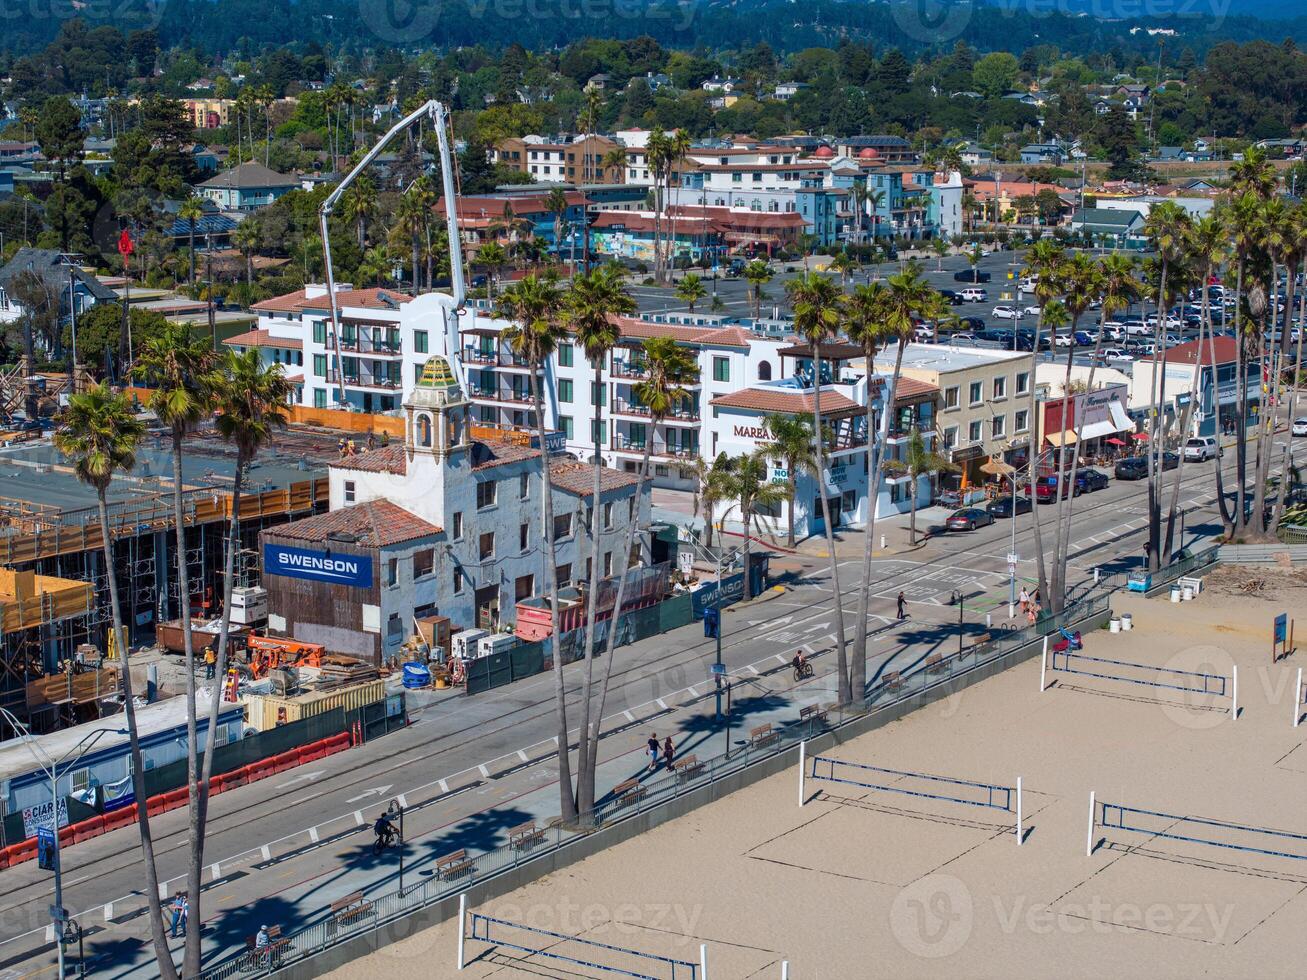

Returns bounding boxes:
[0,248,117,330]
[1019,143,1064,165]
[199,161,298,212]
[492,134,625,184]
[1069,207,1146,245]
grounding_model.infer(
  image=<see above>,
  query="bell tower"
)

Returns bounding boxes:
[404,355,470,461]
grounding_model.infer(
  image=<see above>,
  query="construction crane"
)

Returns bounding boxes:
[318,100,467,405]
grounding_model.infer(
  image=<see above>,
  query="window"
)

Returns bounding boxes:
[1016,371,1030,395]
[943,426,958,449]
[554,513,572,538]
[591,420,606,444]
[560,416,574,439]
[992,414,1006,438]
[479,532,494,560]
[519,473,529,499]
[558,379,573,403]
[591,382,605,407]
[944,386,960,410]
[603,552,614,576]
[386,558,398,587]
[71,768,90,795]
[453,567,464,593]
[452,511,463,540]
[558,343,574,367]
[414,330,428,353]
[314,389,327,408]
[968,420,982,443]
[343,480,356,503]
[313,320,326,345]
[476,480,496,509]
[993,376,1006,399]
[519,523,529,551]
[969,381,983,405]
[413,549,433,578]
[387,613,403,639]
[603,501,613,530]
[556,563,571,587]
[515,574,535,602]
[313,354,327,377]
[757,361,772,381]
[1015,409,1029,432]
[713,357,730,382]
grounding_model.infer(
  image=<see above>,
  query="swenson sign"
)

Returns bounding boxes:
[263,544,374,588]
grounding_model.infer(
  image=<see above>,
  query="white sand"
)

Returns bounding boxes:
[330,579,1307,979]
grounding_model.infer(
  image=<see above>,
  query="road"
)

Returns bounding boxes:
[0,446,1254,979]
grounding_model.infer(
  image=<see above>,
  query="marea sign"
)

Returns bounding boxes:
[263,543,374,588]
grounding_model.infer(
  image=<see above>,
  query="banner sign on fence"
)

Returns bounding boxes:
[263,543,374,589]
[22,797,68,838]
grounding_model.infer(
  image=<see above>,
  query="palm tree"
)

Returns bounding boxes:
[664,129,692,278]
[392,187,431,296]
[564,265,635,816]
[179,196,205,286]
[499,275,576,821]
[962,244,984,283]
[884,428,958,544]
[1229,145,1277,200]
[760,413,816,548]
[675,273,707,311]
[601,146,628,183]
[583,335,698,819]
[693,452,734,549]
[478,241,508,298]
[1271,204,1307,534]
[232,218,260,290]
[721,452,792,599]
[54,387,176,978]
[743,259,773,318]
[132,322,215,969]
[341,175,378,250]
[645,127,671,282]
[189,349,289,977]
[785,271,851,704]
[829,251,857,288]
[543,187,571,266]
[931,237,951,271]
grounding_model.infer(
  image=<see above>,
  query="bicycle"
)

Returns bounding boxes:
[372,827,400,855]
[792,661,814,682]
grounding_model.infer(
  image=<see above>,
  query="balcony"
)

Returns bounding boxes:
[611,433,699,459]
[326,370,401,391]
[610,357,649,380]
[610,398,701,423]
[498,353,542,373]
[463,345,499,366]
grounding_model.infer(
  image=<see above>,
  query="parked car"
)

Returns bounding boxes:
[959,287,988,302]
[959,316,986,330]
[1293,417,1307,437]
[1054,333,1077,348]
[938,289,964,305]
[1074,468,1110,493]
[946,507,995,531]
[1072,330,1095,347]
[1029,476,1077,502]
[1115,456,1149,480]
[1161,451,1180,470]
[1183,436,1220,462]
[992,305,1024,320]
[1101,348,1133,362]
[1023,306,1043,317]
[988,495,1033,518]
[954,270,992,283]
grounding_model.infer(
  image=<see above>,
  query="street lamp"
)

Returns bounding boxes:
[0,709,125,980]
[386,798,405,897]
[681,537,740,724]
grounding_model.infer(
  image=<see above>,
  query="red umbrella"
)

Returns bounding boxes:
[1106,437,1126,446]
[1132,432,1149,440]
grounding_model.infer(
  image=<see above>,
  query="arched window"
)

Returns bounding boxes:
[757,361,772,381]
[751,199,762,212]
[417,414,432,447]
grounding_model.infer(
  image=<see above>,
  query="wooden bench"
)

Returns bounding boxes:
[880,671,904,693]
[436,849,476,881]
[749,723,780,749]
[799,704,828,726]
[925,654,946,674]
[329,891,373,925]
[509,821,545,851]
[244,926,290,967]
[613,778,647,808]
[673,755,705,782]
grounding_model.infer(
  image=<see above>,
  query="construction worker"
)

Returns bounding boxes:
[204,645,216,680]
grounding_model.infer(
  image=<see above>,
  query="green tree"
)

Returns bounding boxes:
[720,452,792,600]
[54,387,175,978]
[760,413,816,548]
[743,259,773,318]
[34,95,83,180]
[674,272,707,311]
[179,196,205,286]
[973,52,1020,98]
[884,429,958,544]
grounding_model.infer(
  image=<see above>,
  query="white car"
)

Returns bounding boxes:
[1054,334,1077,348]
[1102,323,1126,341]
[1023,306,1042,317]
[1293,417,1307,437]
[992,306,1024,320]
[1101,348,1134,361]
[959,287,988,302]
[1184,437,1220,462]
[1019,276,1038,291]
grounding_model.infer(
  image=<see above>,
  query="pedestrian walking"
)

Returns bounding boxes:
[204,645,216,680]
[178,893,189,936]
[169,891,184,938]
[896,591,907,620]
[662,736,675,769]
[1018,587,1030,614]
[647,733,660,771]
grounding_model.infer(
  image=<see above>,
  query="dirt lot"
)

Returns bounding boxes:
[328,570,1307,979]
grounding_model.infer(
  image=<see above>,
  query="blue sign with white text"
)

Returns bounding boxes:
[264,544,374,589]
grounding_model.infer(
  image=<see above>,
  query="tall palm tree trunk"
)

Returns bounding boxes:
[574,359,606,818]
[1024,319,1051,604]
[1144,263,1169,571]
[1272,260,1306,532]
[810,350,851,705]
[99,492,177,979]
[530,367,577,823]
[1233,261,1249,535]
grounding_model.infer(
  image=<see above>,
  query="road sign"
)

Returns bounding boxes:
[48,904,67,923]
[1006,553,1020,565]
[709,663,726,677]
[1275,613,1288,644]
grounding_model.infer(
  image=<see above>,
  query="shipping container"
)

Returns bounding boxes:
[243,678,385,731]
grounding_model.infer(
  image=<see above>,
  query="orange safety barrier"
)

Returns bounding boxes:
[58,825,76,848]
[270,750,299,774]
[6,840,36,865]
[298,743,327,764]
[223,767,249,789]
[0,850,8,871]
[73,816,104,844]
[163,788,189,812]
[247,760,275,783]
[102,806,136,832]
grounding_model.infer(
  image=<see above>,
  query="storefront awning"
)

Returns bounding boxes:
[1046,430,1077,447]
[1079,418,1120,441]
[1108,400,1133,433]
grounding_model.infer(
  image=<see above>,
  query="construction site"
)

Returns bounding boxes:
[0,420,345,734]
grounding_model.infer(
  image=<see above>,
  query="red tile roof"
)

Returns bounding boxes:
[711,387,861,415]
[222,328,303,350]
[251,287,411,315]
[611,317,761,349]
[333,444,407,476]
[1160,336,1237,365]
[271,500,440,548]
[550,462,640,498]
[892,378,940,402]
[470,440,542,471]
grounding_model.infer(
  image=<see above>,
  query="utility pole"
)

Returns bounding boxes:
[205,233,216,351]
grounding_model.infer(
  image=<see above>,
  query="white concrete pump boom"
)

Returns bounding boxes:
[318,99,467,405]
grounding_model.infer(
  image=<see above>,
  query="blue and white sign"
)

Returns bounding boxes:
[264,544,374,588]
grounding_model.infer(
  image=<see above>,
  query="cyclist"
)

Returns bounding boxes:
[791,649,811,679]
[374,813,398,849]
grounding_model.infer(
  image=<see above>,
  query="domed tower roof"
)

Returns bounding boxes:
[858,147,880,160]
[406,355,467,410]
[814,146,835,158]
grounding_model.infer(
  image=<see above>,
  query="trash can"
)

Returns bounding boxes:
[1121,613,1133,631]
